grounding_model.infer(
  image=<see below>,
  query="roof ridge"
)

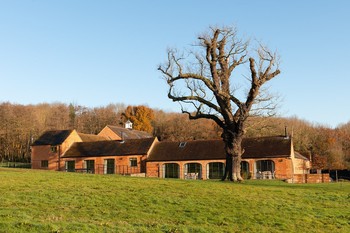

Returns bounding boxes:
[78,132,101,136]
[245,135,288,139]
[44,129,73,133]
[107,125,149,132]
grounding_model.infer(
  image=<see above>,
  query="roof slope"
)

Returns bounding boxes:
[105,125,152,139]
[62,138,155,158]
[294,151,309,160]
[32,130,73,146]
[148,136,292,162]
[242,136,292,158]
[78,133,107,142]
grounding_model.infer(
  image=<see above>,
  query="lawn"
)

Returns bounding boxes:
[0,168,349,233]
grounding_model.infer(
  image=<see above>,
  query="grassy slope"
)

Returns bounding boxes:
[0,168,349,233]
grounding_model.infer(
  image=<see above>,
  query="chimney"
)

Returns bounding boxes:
[284,126,289,139]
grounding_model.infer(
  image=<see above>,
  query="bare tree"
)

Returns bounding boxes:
[158,26,281,181]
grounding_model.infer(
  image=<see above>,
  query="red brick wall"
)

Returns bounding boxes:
[146,162,160,178]
[61,155,144,174]
[31,130,85,171]
[147,160,226,180]
[238,158,294,180]
[147,158,298,180]
[31,145,59,170]
[293,174,331,183]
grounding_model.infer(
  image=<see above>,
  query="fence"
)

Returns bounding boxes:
[0,162,31,169]
[94,164,141,175]
[64,164,142,175]
[154,166,332,183]
[327,169,350,181]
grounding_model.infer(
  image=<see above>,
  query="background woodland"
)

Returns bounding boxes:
[0,102,349,169]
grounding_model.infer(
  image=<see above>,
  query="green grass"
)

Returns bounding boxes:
[0,168,349,233]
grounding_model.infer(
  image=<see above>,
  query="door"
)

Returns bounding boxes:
[65,161,75,172]
[104,159,115,174]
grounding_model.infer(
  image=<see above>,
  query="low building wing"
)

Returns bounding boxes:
[62,137,156,158]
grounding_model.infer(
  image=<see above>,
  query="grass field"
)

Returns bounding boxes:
[0,168,349,233]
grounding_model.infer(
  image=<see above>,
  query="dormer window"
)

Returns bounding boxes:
[179,142,187,148]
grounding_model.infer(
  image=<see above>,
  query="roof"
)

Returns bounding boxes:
[78,133,107,142]
[104,125,152,139]
[295,151,309,160]
[62,138,156,158]
[32,130,73,146]
[148,136,293,162]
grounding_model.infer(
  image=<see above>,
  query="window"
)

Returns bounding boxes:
[163,163,180,178]
[84,160,95,173]
[129,158,137,167]
[184,163,202,179]
[207,162,225,179]
[256,160,275,173]
[241,161,250,179]
[65,161,75,172]
[50,146,58,153]
[255,160,275,179]
[41,160,48,168]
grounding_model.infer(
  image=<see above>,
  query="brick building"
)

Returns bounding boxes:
[61,137,157,175]
[146,136,311,182]
[31,126,328,183]
[31,130,106,170]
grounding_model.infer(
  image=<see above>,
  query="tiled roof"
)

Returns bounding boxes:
[31,130,73,146]
[78,133,107,142]
[105,125,152,139]
[62,138,156,158]
[148,136,293,162]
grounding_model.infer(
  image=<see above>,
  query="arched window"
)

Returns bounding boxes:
[184,163,202,179]
[207,162,225,179]
[163,163,180,178]
[255,160,275,179]
[241,161,250,179]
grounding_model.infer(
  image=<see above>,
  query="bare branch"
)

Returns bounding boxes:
[158,25,281,144]
[167,89,221,114]
[182,109,225,128]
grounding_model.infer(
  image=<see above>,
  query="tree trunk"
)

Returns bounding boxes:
[230,132,243,181]
[222,154,233,181]
[233,150,243,181]
[221,127,244,181]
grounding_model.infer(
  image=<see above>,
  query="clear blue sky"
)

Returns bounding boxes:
[1,0,349,128]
